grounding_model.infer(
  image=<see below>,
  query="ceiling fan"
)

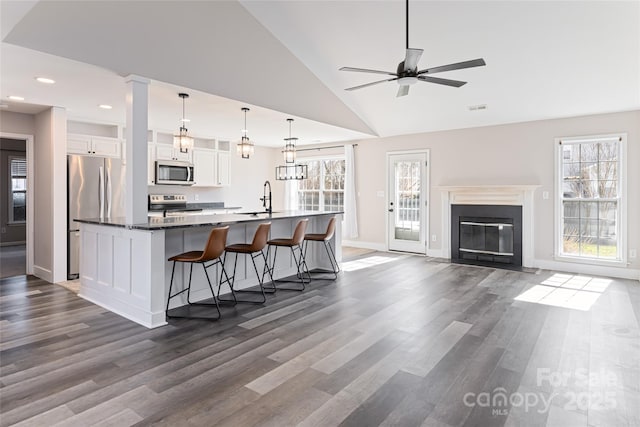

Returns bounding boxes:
[340,0,486,97]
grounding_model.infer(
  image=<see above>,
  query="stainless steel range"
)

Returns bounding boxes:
[148,194,202,217]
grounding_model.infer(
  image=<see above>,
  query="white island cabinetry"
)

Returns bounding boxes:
[77,212,342,329]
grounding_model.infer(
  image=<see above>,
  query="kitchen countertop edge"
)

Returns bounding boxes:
[75,210,343,231]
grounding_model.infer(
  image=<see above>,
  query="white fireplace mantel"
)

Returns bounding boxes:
[439,185,540,267]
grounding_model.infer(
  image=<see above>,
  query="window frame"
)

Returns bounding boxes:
[296,155,345,212]
[554,133,627,266]
[8,155,27,225]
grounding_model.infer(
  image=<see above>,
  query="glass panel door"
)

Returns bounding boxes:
[388,152,428,253]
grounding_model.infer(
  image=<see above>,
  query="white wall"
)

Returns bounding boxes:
[0,111,36,135]
[33,107,67,282]
[149,144,281,212]
[287,110,639,277]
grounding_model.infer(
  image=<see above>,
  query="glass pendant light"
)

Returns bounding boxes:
[237,107,254,159]
[282,118,297,164]
[173,93,194,153]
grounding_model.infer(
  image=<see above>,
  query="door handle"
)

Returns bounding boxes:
[388,209,394,212]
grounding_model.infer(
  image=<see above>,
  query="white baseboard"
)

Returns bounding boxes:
[33,265,52,282]
[534,259,640,281]
[342,240,387,252]
[427,248,446,258]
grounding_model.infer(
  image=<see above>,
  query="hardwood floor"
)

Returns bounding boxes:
[0,245,25,279]
[0,253,638,427]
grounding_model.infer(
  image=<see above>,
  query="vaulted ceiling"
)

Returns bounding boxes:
[1,0,639,145]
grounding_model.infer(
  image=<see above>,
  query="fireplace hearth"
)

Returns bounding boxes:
[451,204,522,269]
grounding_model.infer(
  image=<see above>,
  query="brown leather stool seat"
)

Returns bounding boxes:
[266,219,310,291]
[166,226,231,320]
[221,222,275,304]
[303,216,340,280]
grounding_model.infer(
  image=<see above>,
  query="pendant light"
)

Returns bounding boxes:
[173,93,194,153]
[276,117,307,180]
[237,107,254,159]
[282,118,297,163]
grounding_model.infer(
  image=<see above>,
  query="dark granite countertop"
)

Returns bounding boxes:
[75,210,343,231]
[186,203,242,210]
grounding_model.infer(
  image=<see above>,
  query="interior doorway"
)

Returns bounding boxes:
[0,134,33,278]
[387,151,429,254]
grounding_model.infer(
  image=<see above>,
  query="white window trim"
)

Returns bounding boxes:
[296,155,345,211]
[8,155,27,225]
[554,133,627,266]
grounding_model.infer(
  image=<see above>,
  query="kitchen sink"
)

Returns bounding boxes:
[237,211,280,216]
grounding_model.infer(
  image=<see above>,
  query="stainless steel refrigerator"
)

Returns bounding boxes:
[67,155,125,279]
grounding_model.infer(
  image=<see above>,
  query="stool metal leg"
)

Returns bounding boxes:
[302,239,340,280]
[268,244,309,291]
[166,260,222,321]
[216,252,237,305]
[220,251,275,304]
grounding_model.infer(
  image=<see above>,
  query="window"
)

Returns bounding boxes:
[9,156,27,223]
[557,134,625,262]
[297,158,345,211]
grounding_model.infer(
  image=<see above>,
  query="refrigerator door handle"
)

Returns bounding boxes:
[106,167,112,218]
[99,167,105,218]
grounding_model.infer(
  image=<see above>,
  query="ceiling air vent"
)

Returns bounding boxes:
[468,104,487,111]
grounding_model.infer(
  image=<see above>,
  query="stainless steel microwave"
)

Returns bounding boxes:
[155,160,195,185]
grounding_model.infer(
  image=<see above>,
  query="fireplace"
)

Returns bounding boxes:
[451,204,522,268]
[440,185,539,268]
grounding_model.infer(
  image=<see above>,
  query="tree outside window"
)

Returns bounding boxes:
[559,136,623,260]
[297,158,345,211]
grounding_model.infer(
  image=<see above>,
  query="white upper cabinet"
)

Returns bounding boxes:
[155,144,192,162]
[192,148,217,187]
[67,134,121,158]
[217,151,230,186]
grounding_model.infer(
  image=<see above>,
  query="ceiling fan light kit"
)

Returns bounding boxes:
[340,0,486,97]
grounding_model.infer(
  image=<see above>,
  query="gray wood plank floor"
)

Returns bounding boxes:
[1,253,638,427]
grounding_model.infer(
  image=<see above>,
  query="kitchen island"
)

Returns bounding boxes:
[75,211,342,328]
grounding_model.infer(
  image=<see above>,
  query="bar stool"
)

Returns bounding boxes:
[221,222,275,304]
[303,216,340,280]
[166,226,231,320]
[267,219,310,291]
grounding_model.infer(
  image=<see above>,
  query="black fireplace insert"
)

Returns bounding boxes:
[451,204,522,268]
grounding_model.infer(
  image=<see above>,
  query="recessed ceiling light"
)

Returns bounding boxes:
[36,77,55,84]
[468,104,488,111]
[98,104,113,110]
[8,96,24,101]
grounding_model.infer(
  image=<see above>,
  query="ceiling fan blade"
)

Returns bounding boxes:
[403,48,424,71]
[397,85,410,97]
[345,77,399,91]
[417,58,486,75]
[340,67,397,76]
[418,75,467,87]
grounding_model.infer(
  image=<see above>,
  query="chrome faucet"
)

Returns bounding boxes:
[261,180,272,214]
